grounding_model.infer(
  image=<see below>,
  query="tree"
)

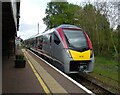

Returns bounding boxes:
[43,2,118,59]
[94,1,118,29]
[43,2,80,29]
[94,1,119,57]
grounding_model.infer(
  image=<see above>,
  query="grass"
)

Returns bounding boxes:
[90,56,119,92]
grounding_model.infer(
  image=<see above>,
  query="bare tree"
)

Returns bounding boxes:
[94,1,119,29]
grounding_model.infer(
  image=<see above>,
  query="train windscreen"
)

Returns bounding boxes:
[63,29,89,51]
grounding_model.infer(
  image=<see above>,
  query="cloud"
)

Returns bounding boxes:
[18,22,46,40]
[19,23,37,32]
[20,0,46,24]
[19,0,48,40]
[19,0,95,40]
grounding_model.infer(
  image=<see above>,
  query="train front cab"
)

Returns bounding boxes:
[57,28,95,74]
[68,49,94,73]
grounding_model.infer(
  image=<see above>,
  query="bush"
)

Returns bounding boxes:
[15,54,26,68]
[16,54,24,60]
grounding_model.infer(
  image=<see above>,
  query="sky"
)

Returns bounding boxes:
[18,0,115,40]
[18,0,96,40]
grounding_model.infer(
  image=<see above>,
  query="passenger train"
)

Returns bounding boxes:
[24,24,94,74]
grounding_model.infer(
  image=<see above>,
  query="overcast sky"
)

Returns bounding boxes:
[18,0,95,40]
[18,0,112,40]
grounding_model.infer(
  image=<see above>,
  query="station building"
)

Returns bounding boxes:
[2,0,20,58]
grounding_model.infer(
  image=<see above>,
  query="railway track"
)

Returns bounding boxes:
[29,48,117,95]
[69,73,117,95]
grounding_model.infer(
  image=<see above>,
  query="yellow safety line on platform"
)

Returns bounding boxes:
[22,49,51,95]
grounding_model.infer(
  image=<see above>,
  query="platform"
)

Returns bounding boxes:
[2,49,45,94]
[2,48,93,94]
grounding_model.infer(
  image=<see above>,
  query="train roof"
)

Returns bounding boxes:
[42,28,55,35]
[56,24,81,29]
[24,24,82,41]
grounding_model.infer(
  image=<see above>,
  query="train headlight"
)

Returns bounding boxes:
[66,49,72,58]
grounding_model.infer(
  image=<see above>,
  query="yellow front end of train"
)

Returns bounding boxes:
[69,49,90,61]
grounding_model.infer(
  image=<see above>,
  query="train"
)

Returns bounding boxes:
[24,24,94,74]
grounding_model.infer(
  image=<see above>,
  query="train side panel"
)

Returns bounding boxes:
[24,24,95,74]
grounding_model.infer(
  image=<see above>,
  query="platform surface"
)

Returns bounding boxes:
[2,49,45,94]
[2,48,93,94]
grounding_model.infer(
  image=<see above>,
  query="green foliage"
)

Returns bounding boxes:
[43,2,118,60]
[90,56,119,91]
[43,2,80,29]
[16,54,24,60]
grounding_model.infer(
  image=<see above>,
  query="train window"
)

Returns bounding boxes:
[54,33,60,45]
[43,35,49,43]
[50,35,52,43]
[63,29,88,49]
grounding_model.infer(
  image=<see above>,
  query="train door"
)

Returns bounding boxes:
[50,32,64,71]
[51,32,62,62]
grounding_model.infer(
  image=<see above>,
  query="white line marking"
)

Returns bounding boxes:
[28,49,95,95]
